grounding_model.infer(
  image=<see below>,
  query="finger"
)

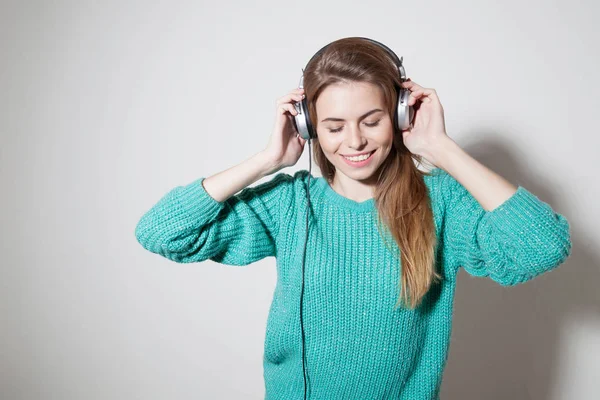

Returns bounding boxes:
[401,80,420,89]
[409,86,438,99]
[277,94,303,106]
[407,89,426,105]
[279,103,297,115]
[404,84,428,95]
[410,94,433,105]
[402,81,436,98]
[403,80,437,96]
[277,92,305,106]
[286,88,305,97]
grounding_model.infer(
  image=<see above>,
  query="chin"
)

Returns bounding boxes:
[336,159,382,182]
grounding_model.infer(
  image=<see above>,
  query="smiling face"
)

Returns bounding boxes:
[315,81,394,188]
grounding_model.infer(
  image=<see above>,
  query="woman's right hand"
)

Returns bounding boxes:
[262,87,308,170]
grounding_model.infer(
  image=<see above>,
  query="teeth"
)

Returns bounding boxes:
[343,151,373,162]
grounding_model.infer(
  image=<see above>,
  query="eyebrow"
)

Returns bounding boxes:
[320,108,384,123]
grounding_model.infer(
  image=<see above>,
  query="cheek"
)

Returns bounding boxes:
[375,131,394,151]
[377,124,394,141]
[316,135,339,154]
[319,141,343,164]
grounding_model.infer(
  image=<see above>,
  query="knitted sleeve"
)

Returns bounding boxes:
[440,170,572,286]
[134,172,293,265]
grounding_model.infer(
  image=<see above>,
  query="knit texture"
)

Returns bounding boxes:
[135,168,572,399]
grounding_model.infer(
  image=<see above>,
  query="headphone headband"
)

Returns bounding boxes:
[298,37,407,88]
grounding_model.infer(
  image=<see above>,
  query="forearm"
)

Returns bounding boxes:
[201,151,280,203]
[433,137,518,212]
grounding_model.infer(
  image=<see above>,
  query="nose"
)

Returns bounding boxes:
[347,124,367,149]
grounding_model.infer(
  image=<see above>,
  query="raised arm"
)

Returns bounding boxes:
[435,140,572,285]
[134,151,291,265]
[135,85,309,265]
[396,79,572,285]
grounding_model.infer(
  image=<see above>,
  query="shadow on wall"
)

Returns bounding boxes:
[439,130,596,400]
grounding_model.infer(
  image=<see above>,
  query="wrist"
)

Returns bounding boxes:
[255,150,282,177]
[427,136,461,171]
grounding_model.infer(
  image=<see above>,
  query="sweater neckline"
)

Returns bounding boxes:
[316,177,376,212]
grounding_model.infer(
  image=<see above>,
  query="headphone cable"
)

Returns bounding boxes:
[300,137,312,400]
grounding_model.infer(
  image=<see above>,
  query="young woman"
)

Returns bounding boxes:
[135,37,572,399]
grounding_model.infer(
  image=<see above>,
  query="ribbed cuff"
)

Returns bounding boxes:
[175,177,226,224]
[482,185,571,271]
[484,186,553,230]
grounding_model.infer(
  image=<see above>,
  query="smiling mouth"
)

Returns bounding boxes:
[342,150,375,157]
[341,150,376,161]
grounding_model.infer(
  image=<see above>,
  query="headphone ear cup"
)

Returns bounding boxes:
[303,98,317,139]
[396,88,414,131]
[293,97,316,140]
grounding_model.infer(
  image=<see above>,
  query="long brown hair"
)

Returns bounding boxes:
[304,37,441,309]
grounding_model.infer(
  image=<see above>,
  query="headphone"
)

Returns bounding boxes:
[291,37,414,399]
[293,37,414,140]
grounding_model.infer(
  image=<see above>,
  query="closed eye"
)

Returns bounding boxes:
[328,120,381,133]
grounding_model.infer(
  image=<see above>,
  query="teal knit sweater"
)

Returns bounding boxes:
[134,168,572,399]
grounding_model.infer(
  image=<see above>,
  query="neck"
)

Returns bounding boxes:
[331,172,376,203]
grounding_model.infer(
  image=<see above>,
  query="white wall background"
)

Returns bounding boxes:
[1,0,598,399]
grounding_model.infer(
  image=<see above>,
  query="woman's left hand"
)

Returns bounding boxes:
[400,79,452,167]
